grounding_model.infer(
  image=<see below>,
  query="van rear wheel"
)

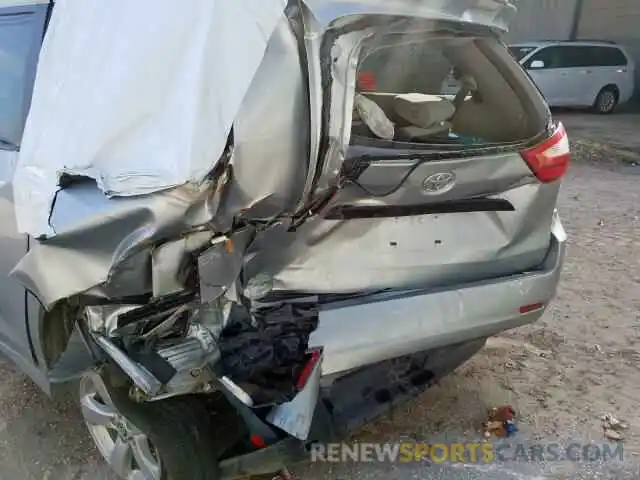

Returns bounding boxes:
[79,370,233,480]
[593,86,619,114]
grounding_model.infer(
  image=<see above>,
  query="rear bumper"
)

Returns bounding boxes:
[310,213,566,376]
[219,339,486,479]
[217,215,566,478]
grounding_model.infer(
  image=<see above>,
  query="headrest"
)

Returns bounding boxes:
[393,93,455,129]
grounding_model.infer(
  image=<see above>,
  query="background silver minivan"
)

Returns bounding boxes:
[509,41,635,113]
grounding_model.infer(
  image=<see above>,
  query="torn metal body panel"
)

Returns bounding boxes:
[84,297,224,401]
[212,11,311,229]
[266,348,323,440]
[11,180,217,309]
[84,305,139,337]
[198,229,255,304]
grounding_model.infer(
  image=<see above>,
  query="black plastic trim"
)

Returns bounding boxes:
[324,198,515,220]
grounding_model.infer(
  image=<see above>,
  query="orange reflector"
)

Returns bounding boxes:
[519,303,544,314]
[225,239,234,253]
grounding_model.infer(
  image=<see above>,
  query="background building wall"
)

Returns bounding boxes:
[578,0,640,39]
[577,0,640,92]
[505,0,578,43]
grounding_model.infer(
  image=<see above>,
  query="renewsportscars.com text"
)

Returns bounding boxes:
[309,442,624,464]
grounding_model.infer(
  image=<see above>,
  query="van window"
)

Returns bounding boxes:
[591,46,628,67]
[0,5,47,150]
[524,46,567,69]
[562,46,594,68]
[524,45,607,69]
[508,46,537,61]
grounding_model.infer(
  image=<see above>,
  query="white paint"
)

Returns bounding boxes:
[0,150,17,189]
[13,0,287,236]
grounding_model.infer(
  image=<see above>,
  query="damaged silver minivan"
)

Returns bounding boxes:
[0,0,568,478]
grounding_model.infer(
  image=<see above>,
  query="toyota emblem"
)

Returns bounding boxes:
[422,172,457,195]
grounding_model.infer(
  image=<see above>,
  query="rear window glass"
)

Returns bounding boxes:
[352,35,547,148]
[591,46,628,67]
[509,46,537,61]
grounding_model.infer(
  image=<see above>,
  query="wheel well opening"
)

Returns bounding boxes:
[40,299,79,369]
[601,84,620,97]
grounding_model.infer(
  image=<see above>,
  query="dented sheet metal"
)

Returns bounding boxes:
[10,180,215,308]
[198,228,255,304]
[9,0,523,308]
[13,0,287,237]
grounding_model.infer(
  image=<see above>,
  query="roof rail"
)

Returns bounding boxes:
[528,39,618,45]
[568,39,617,45]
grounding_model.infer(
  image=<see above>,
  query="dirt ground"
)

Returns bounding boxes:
[558,112,640,158]
[0,112,638,479]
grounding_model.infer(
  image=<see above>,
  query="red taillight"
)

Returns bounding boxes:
[520,122,571,183]
[357,71,377,92]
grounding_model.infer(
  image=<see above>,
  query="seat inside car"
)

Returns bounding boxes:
[393,93,455,141]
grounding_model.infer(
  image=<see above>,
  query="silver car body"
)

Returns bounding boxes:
[0,0,565,412]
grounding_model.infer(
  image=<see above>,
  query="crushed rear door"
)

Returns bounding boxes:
[248,1,569,295]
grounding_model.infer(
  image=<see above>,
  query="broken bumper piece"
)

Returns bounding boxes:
[86,290,321,415]
[217,340,486,479]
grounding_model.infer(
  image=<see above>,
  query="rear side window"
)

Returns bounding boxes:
[0,4,48,150]
[562,46,594,68]
[592,46,628,67]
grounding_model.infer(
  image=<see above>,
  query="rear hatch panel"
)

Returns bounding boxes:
[249,1,561,296]
[256,182,559,294]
